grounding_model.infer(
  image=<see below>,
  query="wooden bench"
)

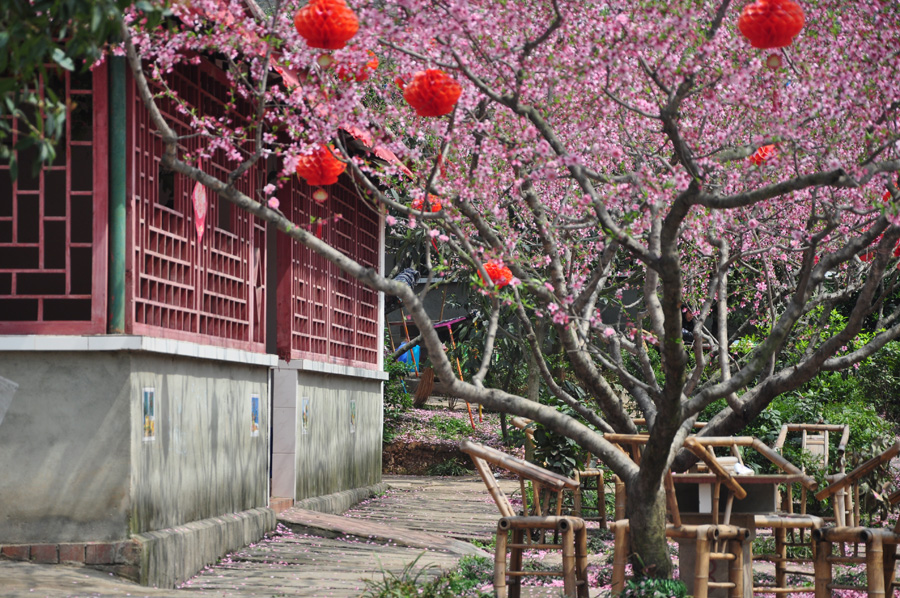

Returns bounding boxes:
[460,439,589,598]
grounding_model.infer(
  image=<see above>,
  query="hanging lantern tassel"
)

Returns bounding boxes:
[312,188,330,203]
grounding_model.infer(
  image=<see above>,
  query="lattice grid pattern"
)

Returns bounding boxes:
[127,61,266,351]
[276,177,380,367]
[0,65,107,334]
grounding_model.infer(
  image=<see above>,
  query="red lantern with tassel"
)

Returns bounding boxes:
[749,144,776,166]
[295,145,346,188]
[738,0,805,49]
[294,0,359,50]
[403,70,462,117]
[411,195,442,212]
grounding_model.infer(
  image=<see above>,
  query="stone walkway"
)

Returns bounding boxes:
[0,475,593,598]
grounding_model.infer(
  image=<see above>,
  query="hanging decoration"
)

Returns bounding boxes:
[335,49,379,82]
[481,261,513,288]
[293,0,359,50]
[295,145,346,203]
[403,70,462,117]
[749,144,776,166]
[411,195,442,212]
[192,182,208,241]
[738,0,805,49]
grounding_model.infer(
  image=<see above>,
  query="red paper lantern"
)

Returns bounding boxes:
[294,0,359,50]
[403,70,462,117]
[336,49,378,82]
[885,190,894,202]
[481,261,513,288]
[295,145,346,186]
[738,0,805,49]
[411,195,442,212]
[749,144,776,166]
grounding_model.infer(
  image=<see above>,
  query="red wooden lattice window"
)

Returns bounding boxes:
[126,61,266,352]
[0,65,108,334]
[276,177,381,368]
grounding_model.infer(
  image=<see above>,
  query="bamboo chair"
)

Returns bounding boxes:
[774,423,852,527]
[459,439,588,598]
[811,441,900,598]
[608,435,751,598]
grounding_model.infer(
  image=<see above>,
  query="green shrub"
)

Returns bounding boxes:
[360,553,492,598]
[426,460,474,476]
[429,414,472,439]
[383,359,413,443]
[619,576,687,598]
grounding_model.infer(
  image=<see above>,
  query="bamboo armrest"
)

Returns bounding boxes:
[683,438,747,500]
[815,441,900,501]
[460,439,579,491]
[696,436,818,491]
[510,417,533,431]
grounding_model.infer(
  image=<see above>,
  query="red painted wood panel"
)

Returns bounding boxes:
[275,176,380,368]
[0,64,108,334]
[124,60,265,352]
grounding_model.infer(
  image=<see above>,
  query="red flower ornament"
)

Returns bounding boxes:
[738,0,805,49]
[749,144,776,166]
[295,145,346,187]
[481,261,513,289]
[411,195,442,212]
[336,49,378,82]
[294,0,359,50]
[403,70,462,117]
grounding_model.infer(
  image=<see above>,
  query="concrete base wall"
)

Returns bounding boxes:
[129,353,269,533]
[272,362,384,503]
[0,351,133,543]
[135,507,276,588]
[0,341,274,587]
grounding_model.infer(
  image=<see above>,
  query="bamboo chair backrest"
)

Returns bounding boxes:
[460,439,580,518]
[774,423,850,474]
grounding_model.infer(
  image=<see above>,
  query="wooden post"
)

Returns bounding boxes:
[611,520,629,595]
[494,522,508,598]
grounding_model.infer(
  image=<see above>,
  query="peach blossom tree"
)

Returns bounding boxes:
[118,0,900,577]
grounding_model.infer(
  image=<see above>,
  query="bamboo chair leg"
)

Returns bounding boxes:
[573,471,583,518]
[611,521,629,595]
[509,528,524,598]
[729,538,744,598]
[614,477,626,521]
[775,526,787,591]
[598,471,608,529]
[576,527,589,598]
[494,523,508,598]
[694,528,711,598]
[562,527,576,598]
[814,538,832,598]
[867,533,886,598]
[882,545,897,594]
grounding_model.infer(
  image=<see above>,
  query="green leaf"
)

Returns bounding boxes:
[51,48,75,71]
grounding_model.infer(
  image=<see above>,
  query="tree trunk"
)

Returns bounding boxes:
[626,481,672,578]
